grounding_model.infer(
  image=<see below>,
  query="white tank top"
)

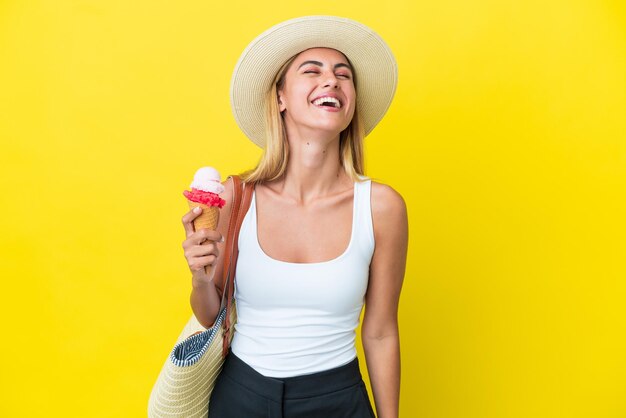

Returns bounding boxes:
[230,178,375,377]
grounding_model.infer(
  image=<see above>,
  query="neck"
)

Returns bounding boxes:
[276,130,351,204]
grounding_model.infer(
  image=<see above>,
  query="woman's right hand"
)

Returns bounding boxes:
[181,206,224,287]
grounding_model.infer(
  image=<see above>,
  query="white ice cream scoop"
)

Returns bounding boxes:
[190,167,225,194]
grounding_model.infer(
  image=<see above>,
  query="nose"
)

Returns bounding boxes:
[322,72,339,89]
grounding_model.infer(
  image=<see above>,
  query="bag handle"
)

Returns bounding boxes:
[216,175,254,356]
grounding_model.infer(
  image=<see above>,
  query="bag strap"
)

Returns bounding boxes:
[218,175,254,356]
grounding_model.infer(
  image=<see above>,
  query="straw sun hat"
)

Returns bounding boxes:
[230,15,398,147]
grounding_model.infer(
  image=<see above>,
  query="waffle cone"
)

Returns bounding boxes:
[188,200,221,278]
[187,201,220,231]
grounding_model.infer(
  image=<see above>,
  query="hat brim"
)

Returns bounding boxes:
[230,15,398,148]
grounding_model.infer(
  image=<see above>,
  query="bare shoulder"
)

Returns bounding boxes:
[220,178,235,209]
[370,181,407,222]
[214,178,235,236]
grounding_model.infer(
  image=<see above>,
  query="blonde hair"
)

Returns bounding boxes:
[240,53,366,183]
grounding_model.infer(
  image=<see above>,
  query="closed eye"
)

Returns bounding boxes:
[303,70,351,79]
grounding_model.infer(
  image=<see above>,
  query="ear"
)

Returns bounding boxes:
[277,90,286,112]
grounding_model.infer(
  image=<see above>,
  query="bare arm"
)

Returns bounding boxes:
[182,178,234,328]
[362,182,408,418]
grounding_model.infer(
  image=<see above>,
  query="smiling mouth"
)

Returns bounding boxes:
[312,96,342,109]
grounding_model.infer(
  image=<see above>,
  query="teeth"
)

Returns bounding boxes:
[312,96,341,108]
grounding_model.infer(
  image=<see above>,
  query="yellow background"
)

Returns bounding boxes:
[1,0,625,416]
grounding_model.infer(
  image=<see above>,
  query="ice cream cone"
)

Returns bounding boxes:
[188,200,220,278]
[188,200,220,231]
[184,166,226,279]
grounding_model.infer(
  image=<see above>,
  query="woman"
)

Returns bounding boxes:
[181,16,408,418]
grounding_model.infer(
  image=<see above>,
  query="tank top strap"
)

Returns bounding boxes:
[353,177,375,257]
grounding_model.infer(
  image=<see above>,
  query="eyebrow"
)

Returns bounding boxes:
[297,60,353,72]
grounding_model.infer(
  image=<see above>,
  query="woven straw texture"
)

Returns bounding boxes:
[148,304,237,417]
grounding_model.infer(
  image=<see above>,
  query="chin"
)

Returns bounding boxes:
[315,119,352,134]
[314,126,347,137]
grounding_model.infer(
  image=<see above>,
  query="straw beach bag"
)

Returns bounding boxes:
[148,176,253,417]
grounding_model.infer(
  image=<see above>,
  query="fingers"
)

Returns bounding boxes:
[182,229,223,249]
[184,243,220,273]
[182,206,202,238]
[188,255,219,273]
[184,238,220,258]
[182,207,224,240]
[185,240,220,257]
[183,233,221,275]
[197,228,223,244]
[181,208,224,279]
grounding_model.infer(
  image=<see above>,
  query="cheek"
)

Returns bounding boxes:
[347,84,356,101]
[282,85,310,109]
[292,83,313,101]
[343,83,356,104]
[347,91,357,113]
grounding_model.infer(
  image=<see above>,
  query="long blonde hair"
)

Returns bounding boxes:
[240,52,366,183]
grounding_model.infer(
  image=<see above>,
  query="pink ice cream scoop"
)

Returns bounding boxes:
[183,167,226,235]
[183,167,226,209]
